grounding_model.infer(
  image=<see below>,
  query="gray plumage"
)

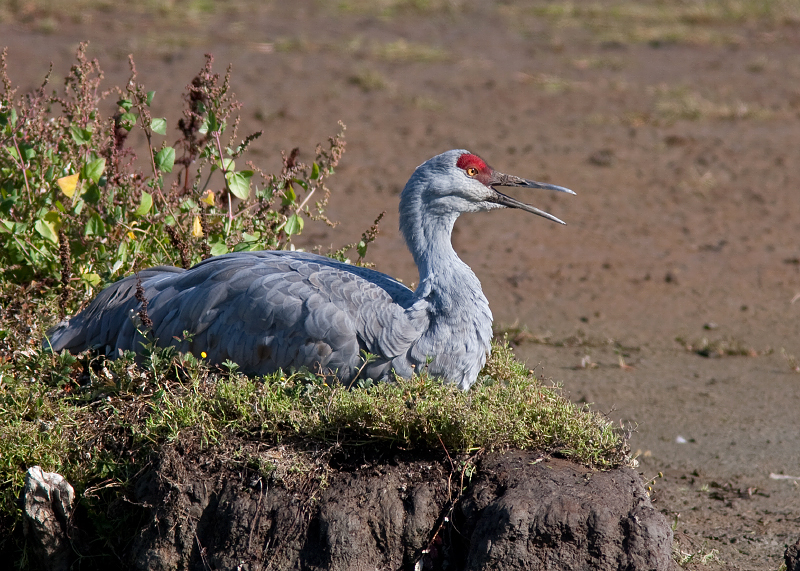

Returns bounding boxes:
[45,150,574,390]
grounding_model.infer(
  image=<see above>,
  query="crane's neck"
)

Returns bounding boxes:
[399,188,494,389]
[399,191,489,318]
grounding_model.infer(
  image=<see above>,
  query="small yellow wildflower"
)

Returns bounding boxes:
[201,351,207,359]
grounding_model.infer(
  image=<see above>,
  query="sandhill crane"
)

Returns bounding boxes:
[45,150,574,390]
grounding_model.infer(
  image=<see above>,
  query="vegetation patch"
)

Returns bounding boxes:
[676,335,766,358]
[502,0,800,46]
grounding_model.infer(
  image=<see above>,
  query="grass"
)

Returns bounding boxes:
[0,329,628,493]
[335,0,464,17]
[653,85,771,122]
[781,348,800,373]
[371,39,449,63]
[673,540,722,567]
[501,0,800,46]
[349,67,391,91]
[676,335,765,358]
[5,0,800,42]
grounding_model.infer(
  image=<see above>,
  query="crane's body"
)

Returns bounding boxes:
[45,150,574,390]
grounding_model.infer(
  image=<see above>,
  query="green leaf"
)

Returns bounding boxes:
[233,242,259,252]
[151,117,167,135]
[84,212,105,237]
[210,239,228,256]
[207,111,220,133]
[282,183,296,206]
[119,112,137,131]
[180,197,198,211]
[357,239,367,258]
[0,197,16,214]
[284,213,304,236]
[20,144,35,161]
[82,183,101,204]
[146,91,156,107]
[117,98,133,111]
[34,218,58,243]
[226,170,252,200]
[82,157,106,183]
[134,191,153,216]
[44,210,61,226]
[81,272,102,287]
[117,239,129,258]
[310,161,320,180]
[69,124,93,145]
[154,147,175,173]
[215,157,235,172]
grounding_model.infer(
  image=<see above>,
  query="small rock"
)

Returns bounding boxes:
[588,148,615,167]
[22,466,75,571]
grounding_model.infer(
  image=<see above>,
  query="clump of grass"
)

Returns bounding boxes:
[349,68,390,91]
[781,348,800,373]
[676,336,765,357]
[0,337,627,514]
[335,0,465,17]
[653,85,770,121]
[372,39,449,63]
[672,540,722,567]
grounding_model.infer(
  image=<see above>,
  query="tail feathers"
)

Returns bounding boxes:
[42,265,185,354]
[43,318,88,353]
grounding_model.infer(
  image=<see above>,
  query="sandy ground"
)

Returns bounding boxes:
[2,2,800,568]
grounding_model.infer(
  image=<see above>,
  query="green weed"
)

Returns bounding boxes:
[0,45,345,309]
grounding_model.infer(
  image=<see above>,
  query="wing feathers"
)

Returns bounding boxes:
[46,251,426,383]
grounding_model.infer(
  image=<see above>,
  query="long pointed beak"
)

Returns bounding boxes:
[488,172,576,225]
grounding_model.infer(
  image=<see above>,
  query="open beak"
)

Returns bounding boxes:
[488,172,575,225]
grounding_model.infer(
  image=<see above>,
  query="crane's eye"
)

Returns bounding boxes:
[465,167,478,177]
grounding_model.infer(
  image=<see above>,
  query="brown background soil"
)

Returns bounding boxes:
[2,2,799,569]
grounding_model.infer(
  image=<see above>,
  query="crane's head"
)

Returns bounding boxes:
[405,149,575,224]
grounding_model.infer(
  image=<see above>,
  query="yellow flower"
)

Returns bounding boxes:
[201,352,207,359]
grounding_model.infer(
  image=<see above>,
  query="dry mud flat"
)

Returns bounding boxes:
[3,1,800,569]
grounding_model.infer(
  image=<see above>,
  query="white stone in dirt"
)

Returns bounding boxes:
[22,466,75,571]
